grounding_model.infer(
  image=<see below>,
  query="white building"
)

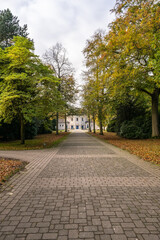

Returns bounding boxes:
[58,115,99,131]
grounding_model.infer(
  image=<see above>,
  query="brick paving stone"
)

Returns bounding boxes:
[111,235,127,240]
[142,234,160,240]
[69,229,78,238]
[57,236,68,240]
[79,231,94,238]
[26,233,42,239]
[0,132,160,240]
[4,235,15,240]
[42,233,57,239]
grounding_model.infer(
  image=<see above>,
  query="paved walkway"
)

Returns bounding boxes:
[0,132,160,240]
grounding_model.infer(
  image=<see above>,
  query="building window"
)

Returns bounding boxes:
[76,118,78,121]
[71,125,73,129]
[60,125,61,127]
[71,118,73,121]
[82,117,83,121]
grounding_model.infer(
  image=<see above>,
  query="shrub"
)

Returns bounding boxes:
[0,118,39,141]
[120,121,143,139]
[37,119,53,134]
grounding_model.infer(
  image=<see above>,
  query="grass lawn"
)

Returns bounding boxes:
[0,132,69,184]
[0,131,69,150]
[89,132,160,164]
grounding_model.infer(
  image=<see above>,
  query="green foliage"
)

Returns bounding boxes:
[120,121,143,139]
[107,92,154,139]
[0,36,60,143]
[37,118,53,134]
[25,120,38,139]
[119,113,160,139]
[82,30,108,134]
[0,118,39,141]
[116,97,147,132]
[0,9,28,49]
[107,119,116,132]
[107,0,160,137]
[0,37,38,123]
[82,0,160,137]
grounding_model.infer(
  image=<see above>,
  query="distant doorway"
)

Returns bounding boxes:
[81,125,84,130]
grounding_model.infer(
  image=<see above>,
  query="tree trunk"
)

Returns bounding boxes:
[56,112,59,135]
[88,115,92,132]
[20,113,25,144]
[93,114,96,134]
[98,107,103,135]
[151,89,159,137]
[99,120,103,135]
[65,113,67,132]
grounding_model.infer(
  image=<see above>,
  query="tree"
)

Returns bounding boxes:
[105,0,160,137]
[81,72,98,133]
[43,42,76,134]
[0,36,57,144]
[0,9,28,49]
[83,30,108,135]
[60,74,77,132]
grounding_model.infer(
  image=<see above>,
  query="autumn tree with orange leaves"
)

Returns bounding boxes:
[83,30,109,135]
[106,0,160,137]
[83,0,160,137]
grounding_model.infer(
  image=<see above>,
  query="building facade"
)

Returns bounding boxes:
[58,115,99,131]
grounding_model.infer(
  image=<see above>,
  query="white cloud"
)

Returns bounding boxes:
[1,0,116,83]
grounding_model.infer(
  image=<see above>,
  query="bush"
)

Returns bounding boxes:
[0,118,39,141]
[120,121,143,139]
[115,98,147,133]
[37,119,53,134]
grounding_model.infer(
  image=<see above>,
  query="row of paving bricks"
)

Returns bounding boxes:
[0,132,160,240]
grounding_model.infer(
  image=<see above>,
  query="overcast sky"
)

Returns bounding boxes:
[1,0,116,83]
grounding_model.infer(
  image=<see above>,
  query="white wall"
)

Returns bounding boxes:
[58,115,99,130]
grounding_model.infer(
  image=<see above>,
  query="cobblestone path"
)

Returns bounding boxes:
[0,132,160,240]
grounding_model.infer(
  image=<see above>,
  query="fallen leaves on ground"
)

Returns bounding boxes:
[89,132,160,164]
[0,158,26,184]
[0,132,69,184]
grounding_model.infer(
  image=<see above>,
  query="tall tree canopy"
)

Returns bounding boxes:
[0,9,28,49]
[43,43,76,134]
[82,0,160,137]
[0,37,58,144]
[83,30,109,135]
[106,0,160,137]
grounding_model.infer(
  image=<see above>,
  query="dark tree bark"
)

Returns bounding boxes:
[99,120,103,135]
[88,115,92,132]
[56,112,59,135]
[141,87,159,138]
[151,88,159,137]
[93,113,96,133]
[98,107,103,135]
[20,113,25,144]
[65,113,67,132]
